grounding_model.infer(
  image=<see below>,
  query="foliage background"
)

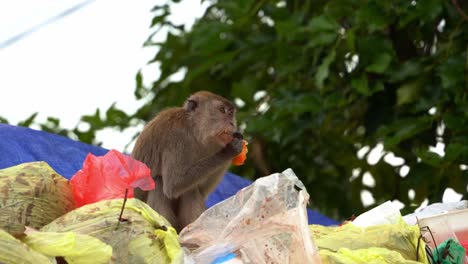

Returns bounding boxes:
[3,0,467,220]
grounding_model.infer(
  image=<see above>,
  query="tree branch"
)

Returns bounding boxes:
[452,0,468,21]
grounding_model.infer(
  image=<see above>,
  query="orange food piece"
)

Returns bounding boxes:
[232,140,248,166]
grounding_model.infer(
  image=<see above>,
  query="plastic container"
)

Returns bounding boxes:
[418,208,468,263]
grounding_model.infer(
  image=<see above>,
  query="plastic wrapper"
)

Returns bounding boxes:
[23,229,113,264]
[418,208,468,263]
[431,238,466,264]
[0,162,76,235]
[179,168,321,264]
[310,219,428,264]
[0,229,52,264]
[41,198,182,264]
[70,149,155,207]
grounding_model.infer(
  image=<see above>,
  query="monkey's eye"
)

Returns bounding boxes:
[219,107,226,113]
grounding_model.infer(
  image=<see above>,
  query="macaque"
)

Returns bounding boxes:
[132,91,243,232]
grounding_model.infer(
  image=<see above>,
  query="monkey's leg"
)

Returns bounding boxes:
[133,188,148,202]
[146,188,178,229]
[176,188,205,232]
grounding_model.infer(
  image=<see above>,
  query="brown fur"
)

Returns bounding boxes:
[132,91,242,231]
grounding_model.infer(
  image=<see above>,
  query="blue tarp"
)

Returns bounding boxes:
[0,123,338,226]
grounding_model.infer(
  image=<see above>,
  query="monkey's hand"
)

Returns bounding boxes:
[221,133,243,158]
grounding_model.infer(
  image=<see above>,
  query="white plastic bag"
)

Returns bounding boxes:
[179,169,321,264]
[352,201,402,227]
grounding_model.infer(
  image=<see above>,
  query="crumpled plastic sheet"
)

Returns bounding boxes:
[352,201,402,227]
[310,220,429,264]
[179,168,321,264]
[403,200,468,226]
[23,229,113,264]
[70,149,154,207]
[41,198,183,264]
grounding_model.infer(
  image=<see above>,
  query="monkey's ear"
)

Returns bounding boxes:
[185,99,198,111]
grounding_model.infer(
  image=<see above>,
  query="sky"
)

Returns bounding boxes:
[0,0,463,206]
[0,0,208,150]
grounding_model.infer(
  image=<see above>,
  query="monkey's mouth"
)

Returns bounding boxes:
[218,130,234,145]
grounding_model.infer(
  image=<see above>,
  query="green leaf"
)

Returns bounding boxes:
[308,15,339,33]
[150,4,168,12]
[444,143,465,162]
[274,93,322,115]
[357,3,392,32]
[81,109,104,129]
[17,113,38,127]
[46,117,60,127]
[351,74,369,95]
[345,29,356,51]
[191,22,231,55]
[315,49,336,90]
[438,56,464,90]
[231,78,257,105]
[388,60,423,83]
[307,32,337,48]
[396,78,424,106]
[383,117,432,148]
[416,148,443,167]
[150,12,169,28]
[106,104,130,128]
[275,19,298,39]
[184,51,238,85]
[134,70,146,100]
[365,53,392,73]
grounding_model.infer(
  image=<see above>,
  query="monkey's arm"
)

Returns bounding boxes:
[162,137,242,199]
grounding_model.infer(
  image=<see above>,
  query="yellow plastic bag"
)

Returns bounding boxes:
[310,219,428,264]
[41,198,182,264]
[0,229,52,264]
[23,230,113,264]
[0,162,75,235]
[320,247,423,264]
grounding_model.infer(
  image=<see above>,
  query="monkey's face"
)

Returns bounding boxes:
[204,99,237,147]
[215,102,237,144]
[186,92,237,147]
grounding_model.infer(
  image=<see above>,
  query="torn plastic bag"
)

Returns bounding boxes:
[70,149,154,207]
[22,228,113,264]
[41,198,183,264]
[179,168,321,264]
[0,229,52,264]
[0,162,75,235]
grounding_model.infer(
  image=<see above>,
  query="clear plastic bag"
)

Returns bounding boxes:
[179,168,321,264]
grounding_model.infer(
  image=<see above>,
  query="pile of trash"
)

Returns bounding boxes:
[0,151,466,263]
[0,153,182,264]
[178,169,467,264]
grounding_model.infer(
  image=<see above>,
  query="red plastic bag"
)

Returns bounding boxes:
[70,149,155,207]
